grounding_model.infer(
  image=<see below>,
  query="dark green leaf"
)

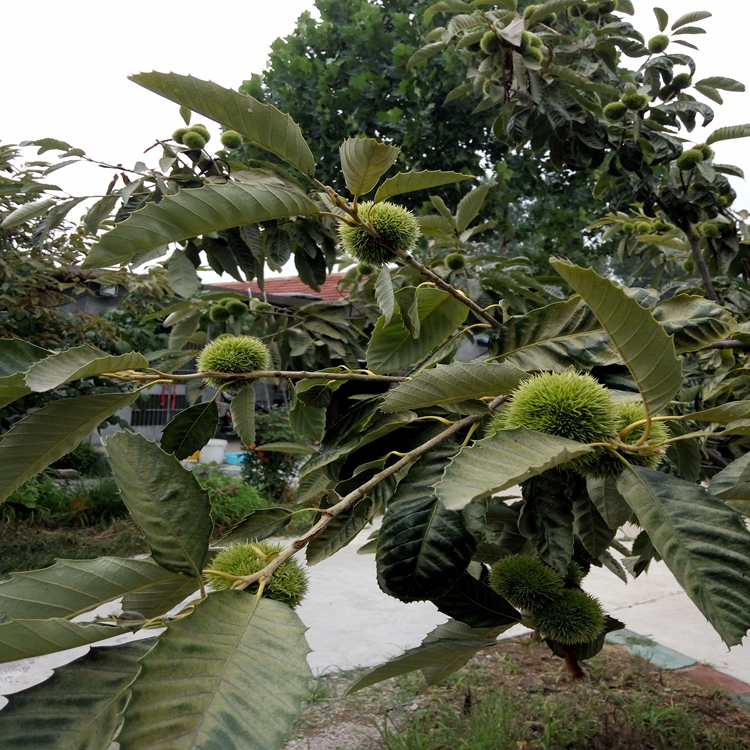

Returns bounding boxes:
[339,137,400,197]
[374,170,473,204]
[707,124,750,146]
[168,249,201,298]
[432,572,521,628]
[160,401,219,460]
[217,508,294,545]
[573,494,616,558]
[653,7,668,31]
[586,476,632,529]
[671,10,712,29]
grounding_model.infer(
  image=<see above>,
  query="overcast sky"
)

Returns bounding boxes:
[5,1,749,275]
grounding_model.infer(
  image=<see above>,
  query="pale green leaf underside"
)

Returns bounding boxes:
[0,374,32,410]
[0,639,153,750]
[617,467,750,647]
[0,392,138,504]
[83,182,318,269]
[339,137,400,197]
[130,72,316,177]
[436,427,592,511]
[118,593,311,750]
[709,452,750,504]
[24,344,148,392]
[551,260,681,417]
[0,197,56,229]
[381,360,527,412]
[706,124,750,146]
[690,400,750,424]
[374,170,473,203]
[230,388,256,448]
[374,267,396,323]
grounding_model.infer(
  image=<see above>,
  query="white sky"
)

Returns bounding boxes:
[4,0,749,277]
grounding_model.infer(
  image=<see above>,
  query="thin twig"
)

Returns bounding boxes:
[106,368,409,384]
[703,339,750,351]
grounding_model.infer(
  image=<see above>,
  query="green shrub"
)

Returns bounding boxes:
[52,440,106,477]
[2,472,73,523]
[194,465,273,526]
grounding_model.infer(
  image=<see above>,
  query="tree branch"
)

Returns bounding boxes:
[682,223,719,302]
[702,339,750,351]
[110,369,409,384]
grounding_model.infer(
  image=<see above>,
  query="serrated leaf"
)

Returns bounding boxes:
[710,452,750,510]
[424,0,474,21]
[586,475,632,529]
[118,593,311,750]
[0,619,124,664]
[551,260,681,417]
[713,163,744,178]
[573,494,615,558]
[374,267,396,323]
[432,572,521,628]
[0,339,51,376]
[105,431,212,578]
[122,575,201,620]
[339,137,401,198]
[84,194,119,234]
[652,295,736,353]
[455,184,490,234]
[0,557,191,621]
[307,497,373,565]
[23,345,148,392]
[230,388,256,448]
[653,7,668,31]
[689,401,750,424]
[130,72,315,177]
[617,467,750,646]
[0,392,138,504]
[707,124,750,146]
[160,401,219,460]
[377,450,476,601]
[695,84,723,105]
[407,40,450,71]
[83,182,318,269]
[367,288,469,374]
[217,508,294,545]
[381,361,526,412]
[436,427,592,511]
[0,639,154,750]
[253,442,314,454]
[671,10,712,29]
[527,0,580,26]
[0,197,56,229]
[168,249,201,298]
[374,170,473,203]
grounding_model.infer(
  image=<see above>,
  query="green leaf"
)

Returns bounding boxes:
[377,450,476,601]
[671,10,712,29]
[374,266,396,323]
[168,249,201,298]
[339,137,401,198]
[617,467,750,646]
[586,476,633,529]
[0,619,125,664]
[551,260,682,417]
[367,288,469,374]
[160,401,219,460]
[709,452,750,506]
[407,40,449,71]
[0,374,32,410]
[432,572,521,628]
[0,639,153,750]
[254,441,315,454]
[83,182,318,269]
[0,392,138,504]
[121,575,201,620]
[130,72,316,177]
[24,345,148,392]
[689,401,750,424]
[84,194,119,234]
[230,388,256,448]
[652,295,736,353]
[665,423,701,483]
[381,361,527,412]
[0,339,51,376]
[527,0,580,26]
[436,427,592,511]
[118,593,311,750]
[105,431,212,578]
[424,0,474,21]
[0,197,56,229]
[694,77,745,93]
[707,124,750,146]
[0,557,192,621]
[374,170,473,203]
[653,7,668,31]
[695,84,723,105]
[455,184,490,234]
[348,619,500,694]
[573,494,615,559]
[289,398,326,441]
[217,508,294,545]
[307,497,373,565]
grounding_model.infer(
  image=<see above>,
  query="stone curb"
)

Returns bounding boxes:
[606,629,750,707]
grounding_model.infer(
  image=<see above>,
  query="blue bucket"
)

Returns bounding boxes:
[224,452,244,465]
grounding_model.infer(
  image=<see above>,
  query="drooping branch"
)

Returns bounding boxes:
[107,369,409,385]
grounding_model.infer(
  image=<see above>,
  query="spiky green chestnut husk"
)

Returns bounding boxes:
[495,372,618,448]
[535,589,606,644]
[338,201,421,266]
[220,130,243,150]
[197,335,270,392]
[209,305,230,323]
[702,222,721,239]
[445,252,466,271]
[598,0,618,12]
[698,144,714,161]
[206,542,308,608]
[480,30,502,55]
[182,131,207,150]
[489,555,564,612]
[603,102,628,121]
[253,301,275,313]
[357,261,375,275]
[566,561,586,586]
[523,3,539,18]
[672,73,692,90]
[676,148,704,171]
[523,46,544,64]
[189,124,211,142]
[172,127,189,144]
[223,299,248,317]
[519,30,533,53]
[530,34,542,48]
[583,401,670,478]
[648,34,670,54]
[635,221,652,234]
[621,92,649,111]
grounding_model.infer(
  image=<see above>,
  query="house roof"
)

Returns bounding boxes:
[210,272,349,302]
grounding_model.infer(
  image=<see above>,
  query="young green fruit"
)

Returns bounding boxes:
[648,34,670,54]
[621,92,649,111]
[676,148,704,171]
[197,335,270,392]
[672,73,692,89]
[480,30,503,55]
[535,589,606,644]
[206,542,308,608]
[635,221,652,234]
[189,124,211,142]
[702,222,721,239]
[182,131,207,150]
[523,46,544,64]
[209,305,231,323]
[495,371,618,446]
[603,102,628,121]
[598,0,618,12]
[698,144,714,161]
[338,201,421,266]
[253,301,275,313]
[445,252,466,271]
[357,261,375,275]
[224,299,249,317]
[220,130,243,150]
[489,555,564,612]
[172,127,189,144]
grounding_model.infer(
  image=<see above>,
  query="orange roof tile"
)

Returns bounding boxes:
[211,272,349,302]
